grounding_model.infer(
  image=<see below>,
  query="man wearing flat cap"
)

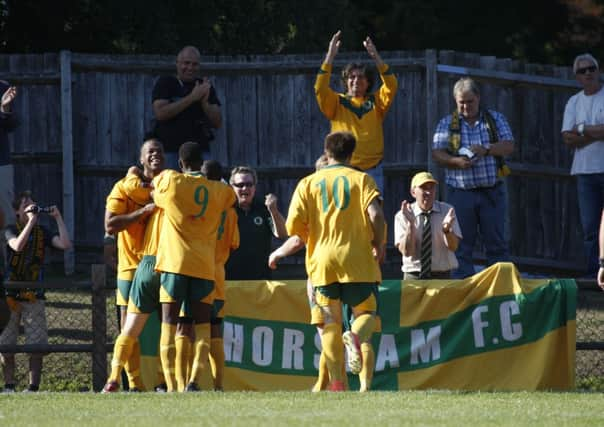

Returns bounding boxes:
[394,172,462,280]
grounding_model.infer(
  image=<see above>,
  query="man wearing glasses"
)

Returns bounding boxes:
[225,166,287,280]
[151,46,222,169]
[562,53,604,276]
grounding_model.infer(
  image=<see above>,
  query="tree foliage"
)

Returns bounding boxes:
[1,0,603,64]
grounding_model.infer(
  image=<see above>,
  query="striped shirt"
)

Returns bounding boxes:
[432,109,513,189]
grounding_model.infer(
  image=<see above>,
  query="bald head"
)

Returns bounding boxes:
[140,139,164,177]
[176,46,201,82]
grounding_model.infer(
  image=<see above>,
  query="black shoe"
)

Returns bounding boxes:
[185,382,200,392]
[23,384,39,393]
[3,383,15,393]
[154,383,167,393]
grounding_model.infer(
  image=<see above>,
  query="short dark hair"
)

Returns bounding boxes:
[201,159,223,181]
[324,132,356,162]
[341,63,374,93]
[12,190,33,210]
[178,141,202,169]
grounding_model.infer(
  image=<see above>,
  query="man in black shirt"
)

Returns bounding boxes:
[225,166,287,280]
[151,46,222,169]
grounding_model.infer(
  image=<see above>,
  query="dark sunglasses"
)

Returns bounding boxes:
[576,65,598,75]
[232,182,255,188]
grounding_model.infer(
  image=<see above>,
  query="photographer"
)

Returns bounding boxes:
[0,190,71,392]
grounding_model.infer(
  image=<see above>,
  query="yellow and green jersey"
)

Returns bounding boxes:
[214,207,239,300]
[152,170,236,280]
[105,174,152,281]
[314,63,398,171]
[140,209,163,256]
[286,164,381,286]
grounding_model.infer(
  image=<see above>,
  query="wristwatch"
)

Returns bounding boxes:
[578,123,585,136]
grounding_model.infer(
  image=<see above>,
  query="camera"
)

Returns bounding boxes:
[30,205,52,214]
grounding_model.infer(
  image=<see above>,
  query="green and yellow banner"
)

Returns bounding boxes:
[140,262,576,391]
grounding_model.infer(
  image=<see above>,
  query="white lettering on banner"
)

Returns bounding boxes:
[375,334,399,371]
[252,326,273,366]
[223,321,244,363]
[313,332,322,369]
[472,306,489,348]
[410,326,441,365]
[282,328,305,369]
[500,301,523,342]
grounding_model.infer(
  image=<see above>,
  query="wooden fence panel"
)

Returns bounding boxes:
[0,50,592,274]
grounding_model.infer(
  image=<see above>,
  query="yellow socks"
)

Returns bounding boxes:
[108,334,135,384]
[312,351,329,392]
[209,337,225,390]
[321,323,344,382]
[189,324,211,387]
[351,314,376,343]
[175,335,191,392]
[359,342,375,392]
[159,323,177,392]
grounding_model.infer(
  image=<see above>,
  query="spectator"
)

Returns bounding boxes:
[225,166,287,280]
[284,131,385,391]
[561,53,604,276]
[315,30,398,193]
[0,83,18,277]
[151,46,222,169]
[0,191,71,392]
[432,77,514,278]
[394,171,461,280]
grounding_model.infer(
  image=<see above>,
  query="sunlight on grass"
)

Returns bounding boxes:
[0,391,603,426]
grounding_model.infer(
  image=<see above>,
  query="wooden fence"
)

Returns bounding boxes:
[0,49,585,275]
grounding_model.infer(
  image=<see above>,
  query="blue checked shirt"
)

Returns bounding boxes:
[432,109,513,189]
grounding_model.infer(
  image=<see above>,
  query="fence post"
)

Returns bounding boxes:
[91,264,107,392]
[60,50,75,275]
[425,49,438,175]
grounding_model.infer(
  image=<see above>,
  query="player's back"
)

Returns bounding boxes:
[287,164,381,285]
[153,170,236,280]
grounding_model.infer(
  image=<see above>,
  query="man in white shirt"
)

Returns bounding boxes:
[561,53,604,276]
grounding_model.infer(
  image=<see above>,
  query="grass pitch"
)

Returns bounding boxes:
[1,390,603,427]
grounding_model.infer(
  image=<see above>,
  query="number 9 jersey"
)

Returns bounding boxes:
[152,169,236,281]
[286,164,382,287]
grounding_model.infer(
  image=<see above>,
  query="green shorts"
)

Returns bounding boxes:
[315,283,378,313]
[159,272,215,307]
[211,299,225,323]
[128,255,161,314]
[116,279,132,307]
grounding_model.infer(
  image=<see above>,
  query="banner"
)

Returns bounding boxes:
[139,262,576,391]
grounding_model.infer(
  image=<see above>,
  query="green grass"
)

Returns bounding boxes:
[1,391,604,426]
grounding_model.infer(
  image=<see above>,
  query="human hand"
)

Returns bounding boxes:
[141,202,156,217]
[190,80,210,102]
[1,86,17,112]
[265,193,278,211]
[326,30,342,60]
[268,250,281,270]
[451,156,473,169]
[363,36,379,59]
[469,144,489,158]
[401,200,415,224]
[24,204,40,222]
[442,208,455,233]
[598,267,604,290]
[48,205,62,220]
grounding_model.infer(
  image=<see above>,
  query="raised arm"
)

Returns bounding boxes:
[49,206,72,250]
[265,193,288,239]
